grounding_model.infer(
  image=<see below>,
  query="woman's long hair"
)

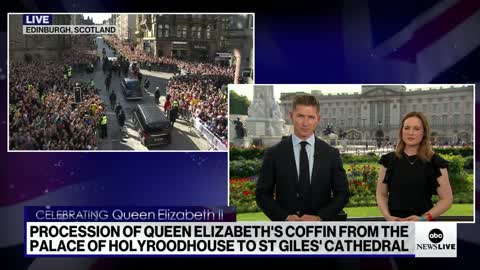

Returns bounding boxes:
[395,112,434,162]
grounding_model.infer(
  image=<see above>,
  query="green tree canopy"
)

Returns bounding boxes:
[230,90,250,115]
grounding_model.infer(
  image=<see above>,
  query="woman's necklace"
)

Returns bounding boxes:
[405,154,417,165]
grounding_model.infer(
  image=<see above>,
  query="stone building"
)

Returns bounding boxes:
[279,85,474,144]
[134,14,253,83]
[9,14,72,63]
[115,14,136,43]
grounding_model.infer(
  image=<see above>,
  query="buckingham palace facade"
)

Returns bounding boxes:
[279,85,474,144]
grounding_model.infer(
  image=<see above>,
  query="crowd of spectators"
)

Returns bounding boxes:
[9,38,105,150]
[63,35,99,68]
[62,49,98,69]
[104,36,234,76]
[167,75,229,143]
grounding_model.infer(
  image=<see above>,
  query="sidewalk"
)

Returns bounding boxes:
[139,68,175,80]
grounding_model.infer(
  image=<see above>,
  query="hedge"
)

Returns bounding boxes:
[229,159,262,179]
[464,156,473,171]
[341,154,379,164]
[433,147,473,157]
[230,147,265,161]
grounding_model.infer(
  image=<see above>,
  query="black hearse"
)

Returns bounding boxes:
[132,104,172,147]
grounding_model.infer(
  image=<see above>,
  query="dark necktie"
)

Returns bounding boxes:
[299,141,310,191]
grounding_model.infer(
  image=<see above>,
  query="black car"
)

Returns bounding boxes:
[121,77,143,100]
[132,104,171,148]
[108,57,120,71]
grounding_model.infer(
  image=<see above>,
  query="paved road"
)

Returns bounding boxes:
[71,37,210,150]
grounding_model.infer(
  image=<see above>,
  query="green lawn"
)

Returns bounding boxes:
[237,204,473,221]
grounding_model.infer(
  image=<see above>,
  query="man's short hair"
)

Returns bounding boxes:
[292,95,320,113]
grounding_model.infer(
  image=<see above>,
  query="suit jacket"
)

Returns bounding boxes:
[256,136,349,221]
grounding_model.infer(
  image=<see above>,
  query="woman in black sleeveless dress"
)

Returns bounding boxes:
[376,112,453,221]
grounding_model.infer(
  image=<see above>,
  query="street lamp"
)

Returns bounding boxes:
[361,118,366,140]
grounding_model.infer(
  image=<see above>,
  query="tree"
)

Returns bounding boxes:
[229,90,250,115]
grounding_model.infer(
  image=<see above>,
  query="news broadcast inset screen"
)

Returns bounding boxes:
[9,13,254,151]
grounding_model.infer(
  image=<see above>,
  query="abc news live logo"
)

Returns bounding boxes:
[416,228,456,250]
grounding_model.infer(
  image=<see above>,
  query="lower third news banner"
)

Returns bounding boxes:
[24,207,457,257]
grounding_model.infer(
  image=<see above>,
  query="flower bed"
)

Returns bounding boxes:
[229,177,260,213]
[345,164,378,207]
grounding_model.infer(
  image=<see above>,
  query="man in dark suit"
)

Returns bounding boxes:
[256,95,349,221]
